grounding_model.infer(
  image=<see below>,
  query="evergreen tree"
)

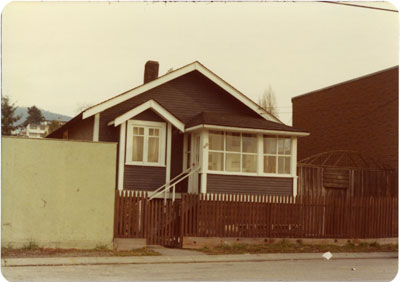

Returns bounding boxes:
[24,106,44,126]
[1,96,21,135]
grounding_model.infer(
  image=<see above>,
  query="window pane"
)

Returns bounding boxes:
[139,127,144,135]
[147,137,159,163]
[284,138,291,154]
[132,136,144,161]
[278,156,290,174]
[242,154,257,172]
[226,153,240,172]
[154,128,159,136]
[284,156,291,174]
[209,131,224,151]
[264,137,277,154]
[278,138,285,154]
[264,156,276,173]
[208,152,224,171]
[226,132,240,152]
[149,128,154,136]
[242,133,257,153]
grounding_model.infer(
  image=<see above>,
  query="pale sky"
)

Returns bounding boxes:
[2,1,398,124]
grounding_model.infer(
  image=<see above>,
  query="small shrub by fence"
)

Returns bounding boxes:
[114,191,398,247]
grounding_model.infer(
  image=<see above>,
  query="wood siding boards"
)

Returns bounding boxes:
[132,109,165,122]
[123,166,166,191]
[170,128,188,193]
[68,116,94,141]
[292,66,399,170]
[207,174,293,195]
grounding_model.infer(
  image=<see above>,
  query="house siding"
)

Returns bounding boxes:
[123,166,166,191]
[207,174,293,195]
[68,116,94,141]
[292,67,398,170]
[98,71,260,143]
[121,111,168,191]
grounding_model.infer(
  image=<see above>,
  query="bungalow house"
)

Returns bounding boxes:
[48,61,308,198]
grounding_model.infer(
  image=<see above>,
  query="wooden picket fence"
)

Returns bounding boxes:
[181,194,398,239]
[114,190,181,247]
[114,190,398,248]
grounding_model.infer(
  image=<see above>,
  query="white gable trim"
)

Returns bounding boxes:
[82,61,279,123]
[110,99,185,132]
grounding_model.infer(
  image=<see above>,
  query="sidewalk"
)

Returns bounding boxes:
[2,251,397,267]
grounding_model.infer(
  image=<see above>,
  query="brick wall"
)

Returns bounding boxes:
[292,66,398,170]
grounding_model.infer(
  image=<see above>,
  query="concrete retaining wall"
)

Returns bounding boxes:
[1,137,117,249]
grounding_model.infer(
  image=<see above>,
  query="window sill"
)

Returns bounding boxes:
[125,162,166,168]
[207,170,294,178]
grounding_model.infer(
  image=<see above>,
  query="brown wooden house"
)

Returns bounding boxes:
[48,61,308,198]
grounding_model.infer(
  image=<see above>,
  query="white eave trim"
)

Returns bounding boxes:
[108,99,185,132]
[185,124,310,137]
[82,61,279,123]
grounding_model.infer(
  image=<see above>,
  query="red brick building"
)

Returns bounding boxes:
[292,66,398,170]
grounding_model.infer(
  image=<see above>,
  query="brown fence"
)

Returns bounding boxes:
[297,164,398,198]
[181,194,398,239]
[114,191,398,247]
[114,190,181,247]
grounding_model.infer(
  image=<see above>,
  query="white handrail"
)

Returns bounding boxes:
[149,167,192,198]
[149,165,201,201]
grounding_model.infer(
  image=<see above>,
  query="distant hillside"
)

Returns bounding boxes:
[15,107,71,126]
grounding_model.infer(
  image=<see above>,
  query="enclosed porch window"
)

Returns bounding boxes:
[263,136,291,174]
[208,131,258,173]
[206,130,293,176]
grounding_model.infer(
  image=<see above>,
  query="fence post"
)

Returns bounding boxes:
[180,194,185,248]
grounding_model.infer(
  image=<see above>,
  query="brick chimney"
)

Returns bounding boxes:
[144,61,159,83]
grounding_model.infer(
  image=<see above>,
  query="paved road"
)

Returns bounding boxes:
[2,258,398,281]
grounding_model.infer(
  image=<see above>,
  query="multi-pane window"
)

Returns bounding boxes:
[208,131,257,173]
[263,136,291,174]
[126,121,165,166]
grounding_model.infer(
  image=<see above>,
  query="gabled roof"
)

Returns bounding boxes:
[185,112,308,136]
[82,61,281,123]
[108,99,185,132]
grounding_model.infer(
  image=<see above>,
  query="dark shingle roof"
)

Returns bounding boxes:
[185,112,305,133]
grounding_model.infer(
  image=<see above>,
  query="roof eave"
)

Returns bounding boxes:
[185,124,310,137]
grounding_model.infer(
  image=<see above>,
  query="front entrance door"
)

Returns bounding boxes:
[188,133,200,193]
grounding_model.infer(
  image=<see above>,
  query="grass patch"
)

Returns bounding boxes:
[113,247,160,257]
[198,241,398,255]
[1,246,160,258]
[21,241,39,250]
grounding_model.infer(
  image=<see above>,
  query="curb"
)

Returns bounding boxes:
[2,252,397,267]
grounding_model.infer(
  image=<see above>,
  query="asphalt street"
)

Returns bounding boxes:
[2,257,398,281]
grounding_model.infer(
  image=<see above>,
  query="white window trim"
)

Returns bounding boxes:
[263,136,292,175]
[208,131,258,174]
[125,120,166,167]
